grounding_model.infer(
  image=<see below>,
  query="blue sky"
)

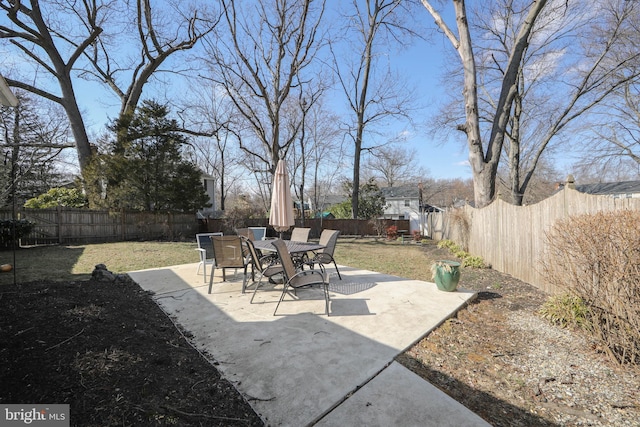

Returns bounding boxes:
[70,2,473,181]
[384,36,472,181]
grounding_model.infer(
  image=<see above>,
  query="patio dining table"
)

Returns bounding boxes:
[252,239,324,255]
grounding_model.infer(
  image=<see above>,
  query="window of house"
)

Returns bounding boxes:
[404,199,410,207]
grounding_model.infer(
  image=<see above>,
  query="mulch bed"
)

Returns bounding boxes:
[0,275,263,426]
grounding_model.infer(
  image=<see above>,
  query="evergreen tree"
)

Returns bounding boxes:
[331,179,386,219]
[101,100,210,212]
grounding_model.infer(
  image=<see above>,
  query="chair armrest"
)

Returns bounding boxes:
[288,268,327,284]
[311,253,333,263]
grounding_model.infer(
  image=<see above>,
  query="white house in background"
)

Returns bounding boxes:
[198,173,217,218]
[379,185,444,236]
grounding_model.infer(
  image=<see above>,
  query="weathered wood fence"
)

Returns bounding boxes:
[0,208,198,245]
[199,218,410,239]
[436,186,640,294]
[1,208,409,245]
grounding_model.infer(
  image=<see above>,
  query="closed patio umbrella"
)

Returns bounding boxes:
[269,159,295,238]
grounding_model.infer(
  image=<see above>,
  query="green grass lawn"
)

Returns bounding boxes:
[0,238,438,285]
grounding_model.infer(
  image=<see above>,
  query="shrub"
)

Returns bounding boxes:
[0,219,35,249]
[541,210,640,365]
[369,218,387,237]
[437,239,458,251]
[386,225,398,240]
[24,188,87,209]
[539,294,591,330]
[437,239,488,269]
[462,256,487,269]
[453,249,468,259]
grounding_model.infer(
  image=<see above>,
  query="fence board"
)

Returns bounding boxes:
[0,208,198,245]
[1,208,409,246]
[200,218,410,239]
[440,187,640,294]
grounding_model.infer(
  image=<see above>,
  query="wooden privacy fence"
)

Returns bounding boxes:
[0,208,408,246]
[438,186,640,294]
[0,208,198,245]
[200,218,410,239]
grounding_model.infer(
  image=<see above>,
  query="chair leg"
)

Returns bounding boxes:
[323,282,330,316]
[241,265,248,293]
[273,283,291,316]
[333,260,342,280]
[202,263,207,283]
[208,266,216,294]
[250,272,266,304]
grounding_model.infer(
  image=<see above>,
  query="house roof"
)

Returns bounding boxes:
[379,185,420,199]
[422,203,445,212]
[575,180,640,195]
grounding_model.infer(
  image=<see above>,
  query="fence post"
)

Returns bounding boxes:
[57,205,62,244]
[121,209,126,241]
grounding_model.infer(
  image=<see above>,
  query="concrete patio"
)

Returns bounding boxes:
[128,262,490,426]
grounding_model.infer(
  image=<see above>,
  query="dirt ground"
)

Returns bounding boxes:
[1,248,638,426]
[397,244,640,427]
[0,275,263,426]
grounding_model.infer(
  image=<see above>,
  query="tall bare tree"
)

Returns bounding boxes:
[0,92,74,206]
[0,0,217,174]
[332,0,419,218]
[205,0,326,187]
[475,0,640,205]
[366,145,428,188]
[421,0,547,208]
[576,80,640,179]
[176,77,245,212]
[301,100,346,218]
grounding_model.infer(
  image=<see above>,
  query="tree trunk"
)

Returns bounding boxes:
[454,0,493,207]
[423,0,547,208]
[59,82,93,173]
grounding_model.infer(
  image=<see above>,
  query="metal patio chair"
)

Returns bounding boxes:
[305,229,342,280]
[272,239,330,316]
[208,235,250,294]
[195,232,223,283]
[290,227,310,242]
[243,237,285,304]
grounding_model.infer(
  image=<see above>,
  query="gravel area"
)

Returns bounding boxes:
[507,311,639,426]
[398,244,640,427]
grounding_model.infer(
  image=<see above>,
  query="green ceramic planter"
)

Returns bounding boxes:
[432,260,461,292]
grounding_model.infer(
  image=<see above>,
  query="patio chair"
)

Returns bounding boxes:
[290,227,310,242]
[236,227,256,259]
[289,227,311,267]
[236,228,256,241]
[195,232,223,283]
[243,237,285,304]
[272,239,330,316]
[249,226,267,241]
[305,229,342,280]
[208,235,250,294]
